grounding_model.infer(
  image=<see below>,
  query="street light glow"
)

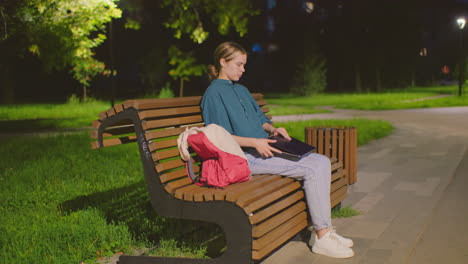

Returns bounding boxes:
[305,1,314,13]
[457,17,466,29]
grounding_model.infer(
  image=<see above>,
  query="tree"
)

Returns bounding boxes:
[161,0,259,96]
[290,33,327,96]
[0,0,121,102]
[168,45,205,97]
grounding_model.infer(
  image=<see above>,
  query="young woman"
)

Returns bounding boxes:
[201,42,354,259]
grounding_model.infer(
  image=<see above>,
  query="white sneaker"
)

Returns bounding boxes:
[329,227,354,248]
[312,231,354,258]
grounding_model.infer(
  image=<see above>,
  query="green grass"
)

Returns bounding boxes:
[268,105,331,116]
[266,85,468,113]
[0,100,110,131]
[331,205,361,219]
[277,119,394,145]
[0,133,209,264]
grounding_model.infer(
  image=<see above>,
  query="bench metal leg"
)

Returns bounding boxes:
[117,202,254,264]
[118,255,215,264]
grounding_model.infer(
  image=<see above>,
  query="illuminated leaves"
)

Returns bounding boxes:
[168,45,205,81]
[15,0,122,87]
[161,0,258,44]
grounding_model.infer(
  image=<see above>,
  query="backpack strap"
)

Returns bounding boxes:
[185,159,199,183]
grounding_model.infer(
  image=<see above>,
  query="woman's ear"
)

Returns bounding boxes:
[220,58,226,68]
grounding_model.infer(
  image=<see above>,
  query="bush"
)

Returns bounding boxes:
[290,54,327,96]
[66,94,98,104]
[158,83,175,98]
[67,94,81,104]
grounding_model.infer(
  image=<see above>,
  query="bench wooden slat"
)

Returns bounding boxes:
[99,110,108,120]
[142,115,203,130]
[256,100,268,107]
[159,165,199,183]
[331,168,346,182]
[332,190,347,208]
[330,185,347,207]
[164,177,193,194]
[155,158,185,173]
[331,176,347,193]
[138,106,201,120]
[214,175,275,201]
[114,103,124,113]
[190,186,219,202]
[349,127,358,184]
[225,175,283,202]
[236,177,295,207]
[193,188,216,202]
[152,148,180,161]
[123,96,202,110]
[198,175,270,202]
[261,107,269,113]
[243,181,302,215]
[174,183,202,200]
[344,128,351,185]
[252,201,307,238]
[106,107,116,118]
[332,129,338,160]
[325,129,331,157]
[214,188,231,201]
[318,129,324,154]
[92,119,102,129]
[90,135,137,149]
[252,93,264,100]
[338,129,344,165]
[252,216,308,260]
[149,138,178,152]
[90,125,136,139]
[249,191,305,225]
[144,125,204,141]
[331,161,343,172]
[252,211,307,250]
[203,188,224,201]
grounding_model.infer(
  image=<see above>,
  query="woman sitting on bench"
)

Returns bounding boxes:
[201,41,355,259]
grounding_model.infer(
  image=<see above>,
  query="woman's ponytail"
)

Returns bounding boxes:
[207,64,218,80]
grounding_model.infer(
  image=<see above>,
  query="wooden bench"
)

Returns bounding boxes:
[90,94,349,264]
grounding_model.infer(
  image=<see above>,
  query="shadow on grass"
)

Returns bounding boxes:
[0,119,85,132]
[60,181,225,258]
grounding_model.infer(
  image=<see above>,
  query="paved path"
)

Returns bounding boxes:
[263,106,468,264]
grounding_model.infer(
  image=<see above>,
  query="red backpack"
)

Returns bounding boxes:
[178,124,251,188]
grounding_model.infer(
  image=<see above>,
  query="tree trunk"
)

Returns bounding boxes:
[82,85,87,102]
[354,63,362,93]
[1,66,15,104]
[375,67,382,92]
[179,78,184,97]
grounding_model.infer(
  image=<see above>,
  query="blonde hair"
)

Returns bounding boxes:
[208,42,247,80]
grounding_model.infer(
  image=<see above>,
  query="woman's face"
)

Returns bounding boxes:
[219,52,247,81]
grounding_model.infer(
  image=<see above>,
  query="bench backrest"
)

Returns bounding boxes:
[91,94,269,197]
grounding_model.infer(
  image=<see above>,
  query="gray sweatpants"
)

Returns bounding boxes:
[245,151,332,230]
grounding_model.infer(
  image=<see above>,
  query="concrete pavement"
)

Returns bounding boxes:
[263,106,468,264]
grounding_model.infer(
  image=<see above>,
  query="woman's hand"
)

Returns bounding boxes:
[254,138,282,158]
[273,127,291,141]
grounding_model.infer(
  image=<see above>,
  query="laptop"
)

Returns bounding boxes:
[268,135,316,161]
